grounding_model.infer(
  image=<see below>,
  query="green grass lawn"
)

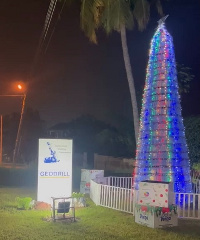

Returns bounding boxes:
[0,187,200,240]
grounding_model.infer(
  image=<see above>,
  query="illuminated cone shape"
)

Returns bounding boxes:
[133,22,192,193]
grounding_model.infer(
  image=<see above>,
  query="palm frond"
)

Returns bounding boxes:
[101,0,112,33]
[154,0,164,16]
[80,0,164,42]
[101,0,133,34]
[80,0,99,43]
[133,0,150,31]
[93,0,104,26]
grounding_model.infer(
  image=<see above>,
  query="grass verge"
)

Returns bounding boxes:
[0,187,200,240]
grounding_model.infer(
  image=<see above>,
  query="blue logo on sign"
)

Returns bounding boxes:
[44,142,60,163]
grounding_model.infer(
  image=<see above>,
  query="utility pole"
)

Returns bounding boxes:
[0,115,2,164]
[0,84,27,164]
[13,93,26,163]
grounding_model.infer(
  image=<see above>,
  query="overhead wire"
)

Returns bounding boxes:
[14,0,68,163]
[31,0,58,75]
[44,0,67,54]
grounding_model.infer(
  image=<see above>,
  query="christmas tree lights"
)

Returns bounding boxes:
[133,19,192,193]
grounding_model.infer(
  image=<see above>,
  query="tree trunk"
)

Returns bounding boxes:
[120,24,139,143]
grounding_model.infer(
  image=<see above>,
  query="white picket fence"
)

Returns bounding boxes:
[100,185,135,214]
[90,177,200,219]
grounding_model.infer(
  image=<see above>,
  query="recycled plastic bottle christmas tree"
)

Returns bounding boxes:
[133,18,192,193]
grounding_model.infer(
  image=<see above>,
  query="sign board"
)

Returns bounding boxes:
[37,139,72,204]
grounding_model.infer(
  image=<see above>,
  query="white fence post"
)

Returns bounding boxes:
[90,179,101,205]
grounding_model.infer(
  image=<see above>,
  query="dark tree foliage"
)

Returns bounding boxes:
[184,116,200,165]
[49,114,200,163]
[3,108,45,163]
[50,114,114,153]
[20,108,45,163]
[177,63,195,95]
[49,114,135,158]
[2,112,20,161]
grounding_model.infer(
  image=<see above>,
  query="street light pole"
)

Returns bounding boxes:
[13,93,26,163]
[0,115,2,164]
[0,83,27,164]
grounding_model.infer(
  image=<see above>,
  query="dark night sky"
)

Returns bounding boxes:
[0,0,199,127]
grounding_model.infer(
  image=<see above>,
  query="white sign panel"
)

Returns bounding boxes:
[37,139,72,204]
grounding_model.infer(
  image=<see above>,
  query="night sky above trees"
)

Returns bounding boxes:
[0,0,199,127]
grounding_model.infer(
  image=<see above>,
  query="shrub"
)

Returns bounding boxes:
[16,197,32,210]
[71,192,84,198]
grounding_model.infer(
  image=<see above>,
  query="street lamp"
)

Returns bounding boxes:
[0,82,27,164]
[17,84,22,90]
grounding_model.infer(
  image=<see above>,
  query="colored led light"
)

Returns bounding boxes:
[133,23,192,193]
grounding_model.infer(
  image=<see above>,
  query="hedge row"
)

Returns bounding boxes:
[0,166,37,187]
[0,165,132,188]
[0,165,82,189]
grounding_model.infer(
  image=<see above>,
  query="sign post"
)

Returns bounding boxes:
[37,139,73,204]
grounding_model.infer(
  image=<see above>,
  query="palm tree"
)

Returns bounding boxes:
[80,0,163,143]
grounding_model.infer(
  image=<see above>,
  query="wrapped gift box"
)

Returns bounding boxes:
[81,169,104,182]
[138,181,174,208]
[80,181,90,194]
[80,169,104,194]
[135,203,178,228]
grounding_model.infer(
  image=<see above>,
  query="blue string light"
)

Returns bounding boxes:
[133,23,192,193]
